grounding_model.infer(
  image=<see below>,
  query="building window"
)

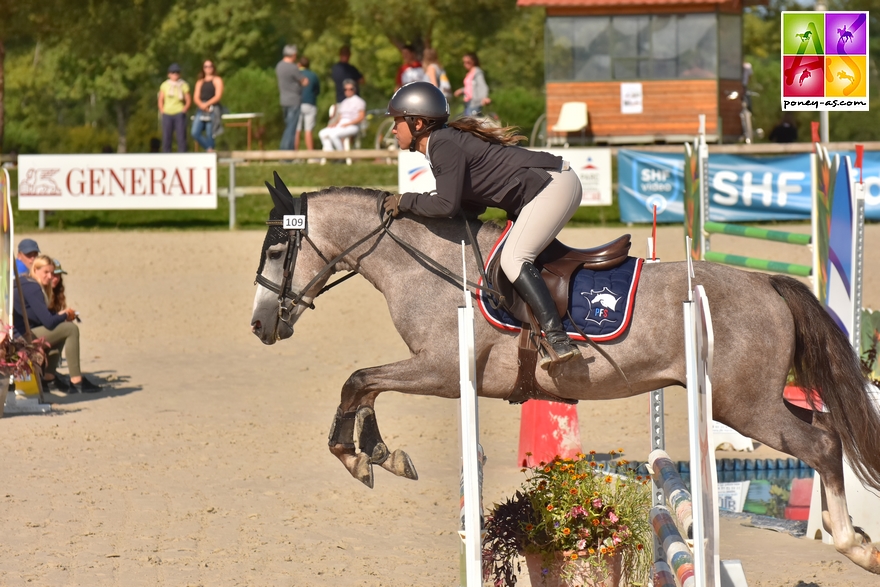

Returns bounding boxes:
[718,14,743,80]
[545,14,721,82]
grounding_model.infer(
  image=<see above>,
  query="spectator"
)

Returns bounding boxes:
[276,44,309,152]
[295,56,320,152]
[769,112,798,143]
[395,44,424,90]
[331,46,365,104]
[318,79,366,155]
[422,48,452,99]
[192,59,225,152]
[49,259,67,314]
[15,238,39,276]
[454,53,490,116]
[157,63,192,153]
[13,255,101,394]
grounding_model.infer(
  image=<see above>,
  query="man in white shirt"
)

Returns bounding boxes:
[318,79,366,152]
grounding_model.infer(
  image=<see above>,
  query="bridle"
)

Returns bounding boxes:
[254,191,503,334]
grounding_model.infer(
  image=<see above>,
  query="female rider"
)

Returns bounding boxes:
[382,82,582,369]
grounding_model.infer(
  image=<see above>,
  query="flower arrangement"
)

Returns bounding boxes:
[483,450,652,587]
[0,323,48,378]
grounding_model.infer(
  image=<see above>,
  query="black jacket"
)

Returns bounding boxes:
[13,275,65,337]
[399,127,563,218]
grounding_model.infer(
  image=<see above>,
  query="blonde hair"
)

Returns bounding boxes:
[422,48,439,66]
[447,116,526,146]
[30,254,55,306]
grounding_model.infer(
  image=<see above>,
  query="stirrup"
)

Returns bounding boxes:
[538,337,581,370]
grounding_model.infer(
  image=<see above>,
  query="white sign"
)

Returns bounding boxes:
[18,153,217,210]
[717,481,750,513]
[620,83,643,114]
[397,148,612,207]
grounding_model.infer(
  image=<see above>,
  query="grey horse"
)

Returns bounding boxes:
[250,181,880,575]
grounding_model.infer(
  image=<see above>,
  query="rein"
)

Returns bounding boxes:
[256,192,503,326]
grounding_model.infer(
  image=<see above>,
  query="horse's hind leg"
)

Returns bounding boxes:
[723,401,880,573]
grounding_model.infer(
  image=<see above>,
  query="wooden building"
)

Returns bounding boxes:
[517,0,749,144]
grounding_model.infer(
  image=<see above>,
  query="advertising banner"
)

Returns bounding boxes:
[619,149,880,223]
[781,11,869,112]
[17,153,217,210]
[398,148,613,207]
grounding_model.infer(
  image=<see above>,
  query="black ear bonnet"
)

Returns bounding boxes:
[257,172,307,274]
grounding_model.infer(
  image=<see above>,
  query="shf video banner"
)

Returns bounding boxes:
[17,153,217,210]
[618,149,880,223]
[781,11,869,112]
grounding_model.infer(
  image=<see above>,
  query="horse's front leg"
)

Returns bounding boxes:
[328,356,457,488]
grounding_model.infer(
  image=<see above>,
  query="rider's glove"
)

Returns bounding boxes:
[383,194,402,217]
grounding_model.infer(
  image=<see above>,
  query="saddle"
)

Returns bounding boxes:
[486,234,632,323]
[484,232,632,406]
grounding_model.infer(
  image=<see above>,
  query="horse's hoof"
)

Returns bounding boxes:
[380,449,419,481]
[352,452,374,488]
[370,441,390,465]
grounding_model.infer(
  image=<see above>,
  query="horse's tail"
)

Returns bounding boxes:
[770,274,880,491]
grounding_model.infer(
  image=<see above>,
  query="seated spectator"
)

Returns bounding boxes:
[13,255,101,394]
[15,238,40,276]
[769,113,798,143]
[318,79,366,153]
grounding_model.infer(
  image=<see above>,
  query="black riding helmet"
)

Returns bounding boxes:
[386,82,449,152]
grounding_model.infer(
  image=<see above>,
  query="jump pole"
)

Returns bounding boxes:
[457,242,483,587]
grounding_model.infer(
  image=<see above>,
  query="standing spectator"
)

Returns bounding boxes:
[295,56,320,152]
[331,46,365,104]
[157,63,191,153]
[318,79,365,154]
[276,44,309,152]
[191,59,225,152]
[769,112,798,143]
[15,238,40,276]
[395,44,424,90]
[422,48,452,99]
[454,53,490,116]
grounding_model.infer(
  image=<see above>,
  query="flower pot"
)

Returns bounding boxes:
[524,550,622,587]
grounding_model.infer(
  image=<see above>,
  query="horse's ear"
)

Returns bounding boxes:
[265,172,295,214]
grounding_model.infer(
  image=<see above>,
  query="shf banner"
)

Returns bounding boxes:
[17,153,217,210]
[781,11,869,112]
[398,147,613,206]
[619,149,880,223]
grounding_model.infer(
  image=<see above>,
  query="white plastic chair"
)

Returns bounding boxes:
[549,102,588,147]
[324,104,366,165]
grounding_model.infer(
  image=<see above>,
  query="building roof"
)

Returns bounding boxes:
[517,0,736,6]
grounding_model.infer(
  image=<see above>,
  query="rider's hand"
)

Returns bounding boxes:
[383,194,402,217]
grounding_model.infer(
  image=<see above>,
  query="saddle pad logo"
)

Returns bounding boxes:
[583,287,622,326]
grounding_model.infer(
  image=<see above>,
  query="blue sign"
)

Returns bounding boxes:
[619,149,880,223]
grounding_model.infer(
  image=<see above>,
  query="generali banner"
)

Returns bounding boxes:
[17,153,217,210]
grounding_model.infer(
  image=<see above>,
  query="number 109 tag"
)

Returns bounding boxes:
[282,215,306,230]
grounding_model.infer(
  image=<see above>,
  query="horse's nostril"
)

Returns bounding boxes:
[252,320,262,333]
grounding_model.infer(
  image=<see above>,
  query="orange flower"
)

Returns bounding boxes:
[577,452,586,459]
[525,524,534,531]
[525,452,533,457]
[544,467,551,473]
[570,553,579,561]
[589,548,596,555]
[605,476,613,483]
[589,450,596,455]
[590,462,597,468]
[546,504,554,512]
[618,448,624,453]
[563,528,571,535]
[637,543,644,551]
[600,547,608,555]
[569,488,578,495]
[591,519,600,526]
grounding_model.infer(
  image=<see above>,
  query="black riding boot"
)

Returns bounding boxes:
[512,262,581,370]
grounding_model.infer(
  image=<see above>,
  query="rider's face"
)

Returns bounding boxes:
[392,117,412,150]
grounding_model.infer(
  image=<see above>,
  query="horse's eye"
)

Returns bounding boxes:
[268,250,283,260]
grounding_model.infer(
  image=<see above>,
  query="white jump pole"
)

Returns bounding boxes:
[457,241,482,587]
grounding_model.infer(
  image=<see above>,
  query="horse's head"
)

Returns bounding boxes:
[251,173,325,345]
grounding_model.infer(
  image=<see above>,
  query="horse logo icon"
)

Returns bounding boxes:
[581,287,621,326]
[838,25,854,44]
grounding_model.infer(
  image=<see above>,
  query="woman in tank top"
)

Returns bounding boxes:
[192,59,224,151]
